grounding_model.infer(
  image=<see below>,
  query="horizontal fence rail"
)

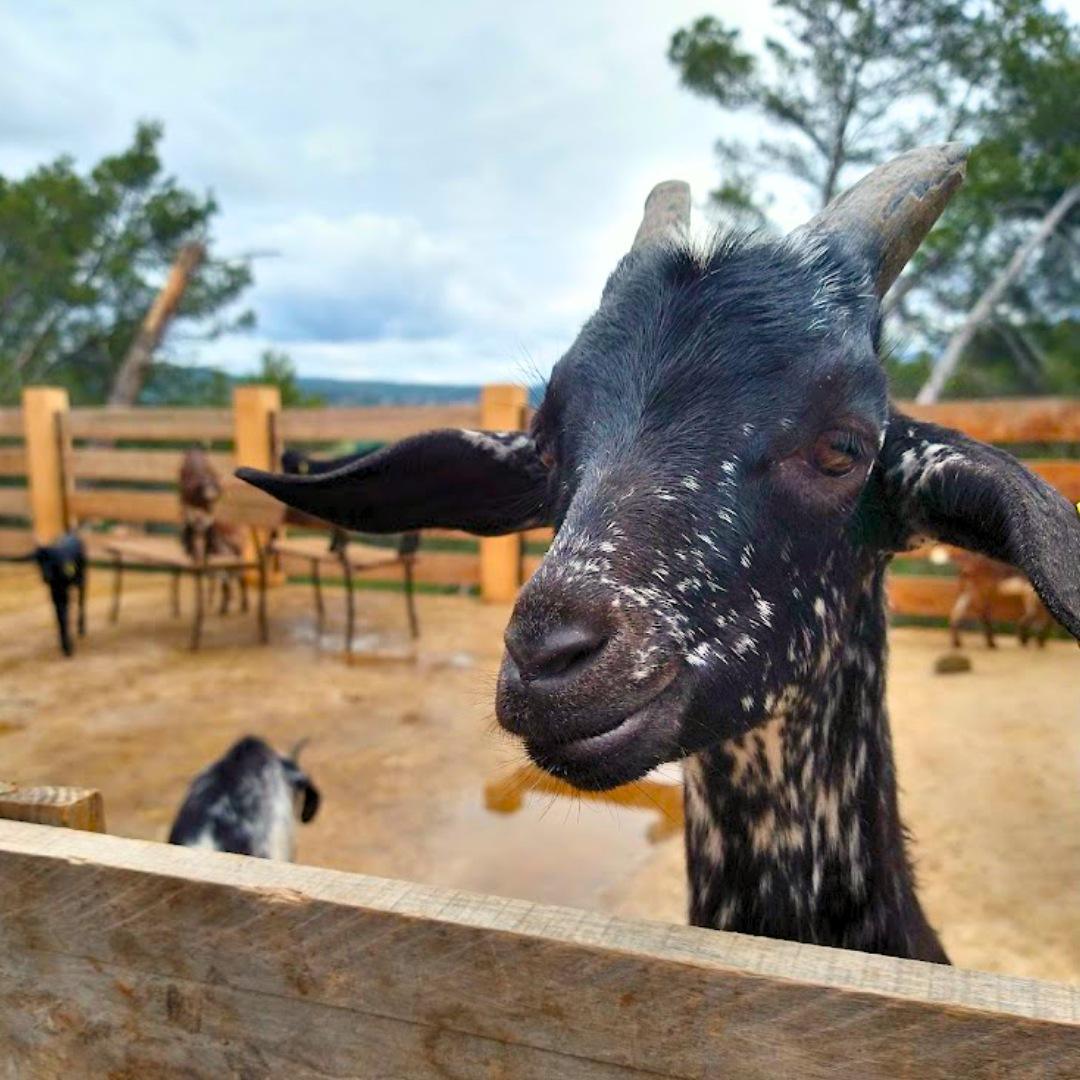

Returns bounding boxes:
[1,390,1076,615]
[0,821,1076,1078]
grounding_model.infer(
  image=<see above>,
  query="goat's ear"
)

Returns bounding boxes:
[300,781,320,824]
[238,428,552,536]
[878,413,1080,639]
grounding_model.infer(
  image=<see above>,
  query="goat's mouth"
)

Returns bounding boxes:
[516,672,690,791]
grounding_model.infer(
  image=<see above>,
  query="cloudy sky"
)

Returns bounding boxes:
[2,2,1075,384]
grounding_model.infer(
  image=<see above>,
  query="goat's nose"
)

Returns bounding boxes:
[504,618,608,686]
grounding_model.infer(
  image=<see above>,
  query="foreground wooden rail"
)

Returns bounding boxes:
[0,821,1076,1077]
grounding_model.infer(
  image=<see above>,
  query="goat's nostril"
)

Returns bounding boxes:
[506,622,607,685]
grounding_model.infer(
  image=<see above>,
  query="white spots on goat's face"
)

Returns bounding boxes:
[459,429,534,463]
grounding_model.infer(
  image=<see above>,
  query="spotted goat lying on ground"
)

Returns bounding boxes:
[168,736,320,860]
[240,145,1080,963]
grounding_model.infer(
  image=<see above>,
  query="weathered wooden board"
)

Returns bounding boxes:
[70,447,234,484]
[67,407,233,442]
[0,446,27,477]
[897,397,1080,443]
[886,574,1028,621]
[0,822,1076,1079]
[0,784,104,832]
[0,408,22,437]
[0,486,30,518]
[0,527,34,558]
[70,488,180,526]
[280,403,482,444]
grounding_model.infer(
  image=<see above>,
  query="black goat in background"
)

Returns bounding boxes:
[32,531,87,657]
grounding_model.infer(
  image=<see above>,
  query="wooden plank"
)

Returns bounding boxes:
[0,446,27,477]
[0,528,34,558]
[0,822,1076,1078]
[0,487,29,518]
[67,407,233,442]
[0,409,23,437]
[897,397,1080,443]
[70,489,180,526]
[480,385,528,602]
[1028,458,1080,502]
[22,386,70,544]
[887,573,1027,621]
[280,403,482,444]
[70,447,233,483]
[0,784,104,832]
[279,548,479,589]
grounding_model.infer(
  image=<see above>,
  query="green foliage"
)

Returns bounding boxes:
[670,1,1079,396]
[0,121,253,405]
[239,350,326,408]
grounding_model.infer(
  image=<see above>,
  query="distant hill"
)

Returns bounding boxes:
[295,376,483,405]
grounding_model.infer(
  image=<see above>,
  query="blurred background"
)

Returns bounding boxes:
[2,0,1077,407]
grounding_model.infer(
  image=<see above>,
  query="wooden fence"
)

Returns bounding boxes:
[1,819,1076,1077]
[1,388,1077,612]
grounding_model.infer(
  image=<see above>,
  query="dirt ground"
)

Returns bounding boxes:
[1,562,1077,983]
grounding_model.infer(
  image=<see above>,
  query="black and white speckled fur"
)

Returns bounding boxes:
[168,736,320,860]
[239,182,1080,963]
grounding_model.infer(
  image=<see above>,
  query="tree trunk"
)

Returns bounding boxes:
[106,242,205,407]
[916,185,1080,404]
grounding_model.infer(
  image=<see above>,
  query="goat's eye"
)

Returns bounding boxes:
[809,430,862,477]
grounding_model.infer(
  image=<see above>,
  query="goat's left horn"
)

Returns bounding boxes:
[796,143,967,298]
[632,180,691,250]
[288,737,310,761]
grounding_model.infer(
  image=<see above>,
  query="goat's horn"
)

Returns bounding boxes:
[632,180,691,250]
[288,737,310,761]
[797,143,967,298]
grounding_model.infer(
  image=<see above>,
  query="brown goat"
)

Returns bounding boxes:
[933,547,1054,648]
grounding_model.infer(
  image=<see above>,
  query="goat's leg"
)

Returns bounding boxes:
[51,580,73,657]
[404,559,419,640]
[170,570,181,617]
[76,561,87,638]
[218,573,231,616]
[190,572,205,651]
[980,606,997,648]
[239,573,249,613]
[110,557,123,624]
[948,588,971,649]
[312,559,324,637]
[341,555,355,658]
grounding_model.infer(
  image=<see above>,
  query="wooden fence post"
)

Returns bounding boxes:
[22,386,71,544]
[0,783,105,833]
[479,384,528,603]
[233,385,283,583]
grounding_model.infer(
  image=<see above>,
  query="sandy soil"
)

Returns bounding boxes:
[0,562,1076,983]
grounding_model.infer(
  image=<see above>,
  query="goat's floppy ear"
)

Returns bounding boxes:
[300,781,320,824]
[237,428,552,536]
[879,413,1080,639]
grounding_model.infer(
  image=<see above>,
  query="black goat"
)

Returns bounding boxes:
[31,531,87,657]
[240,146,1080,964]
[168,736,320,860]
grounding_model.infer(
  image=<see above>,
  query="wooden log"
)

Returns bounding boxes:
[280,403,482,444]
[0,784,104,832]
[22,386,70,544]
[0,822,1076,1078]
[479,385,527,603]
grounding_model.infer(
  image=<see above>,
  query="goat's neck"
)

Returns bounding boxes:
[682,562,947,963]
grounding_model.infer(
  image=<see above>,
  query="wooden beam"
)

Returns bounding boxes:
[69,489,179,526]
[21,386,70,544]
[280,403,482,444]
[67,407,233,443]
[479,384,527,603]
[0,822,1076,1077]
[0,487,30,518]
[0,785,104,832]
[896,397,1080,442]
[70,447,233,484]
[0,446,27,477]
[0,408,23,437]
[233,385,283,582]
[0,528,34,558]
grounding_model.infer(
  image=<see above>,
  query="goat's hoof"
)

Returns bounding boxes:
[934,652,971,675]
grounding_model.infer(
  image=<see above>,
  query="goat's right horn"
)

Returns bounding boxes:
[288,737,310,762]
[632,180,691,250]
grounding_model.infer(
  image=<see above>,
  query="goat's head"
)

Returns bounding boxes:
[240,144,1080,790]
